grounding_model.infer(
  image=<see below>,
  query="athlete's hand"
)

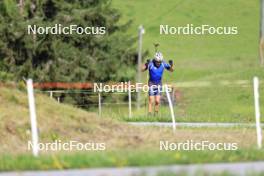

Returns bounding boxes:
[145,59,150,68]
[169,60,173,66]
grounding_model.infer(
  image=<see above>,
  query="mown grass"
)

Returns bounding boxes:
[112,0,260,80]
[1,85,264,171]
[93,84,263,123]
[1,0,264,172]
[106,0,264,123]
[0,149,264,171]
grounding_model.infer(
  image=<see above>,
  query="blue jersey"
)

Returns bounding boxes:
[148,60,171,85]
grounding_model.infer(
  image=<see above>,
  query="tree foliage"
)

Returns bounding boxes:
[0,0,137,82]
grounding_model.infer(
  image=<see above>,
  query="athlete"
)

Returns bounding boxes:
[142,52,174,115]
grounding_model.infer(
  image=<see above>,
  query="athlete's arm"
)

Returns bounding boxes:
[141,59,150,72]
[168,60,174,72]
[164,60,174,72]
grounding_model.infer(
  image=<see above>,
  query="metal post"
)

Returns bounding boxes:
[98,92,102,117]
[137,25,145,109]
[254,77,262,149]
[26,79,39,157]
[128,81,132,118]
[49,91,53,99]
[171,87,175,105]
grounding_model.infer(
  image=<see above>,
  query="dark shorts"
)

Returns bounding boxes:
[148,83,162,96]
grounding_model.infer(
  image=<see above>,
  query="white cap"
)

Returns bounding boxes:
[154,52,163,62]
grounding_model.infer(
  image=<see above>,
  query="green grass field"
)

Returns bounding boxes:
[1,84,264,171]
[94,0,264,123]
[112,0,261,80]
[1,149,264,171]
[1,0,264,172]
[89,84,263,123]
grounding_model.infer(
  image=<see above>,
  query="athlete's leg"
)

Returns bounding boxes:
[148,84,156,114]
[154,95,161,114]
[148,96,154,113]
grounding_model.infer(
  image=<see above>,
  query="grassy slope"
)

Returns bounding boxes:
[112,0,261,81]
[107,0,264,122]
[0,85,181,154]
[1,1,264,170]
[0,85,264,170]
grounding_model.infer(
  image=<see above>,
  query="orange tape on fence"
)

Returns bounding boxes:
[32,82,174,90]
[33,82,94,89]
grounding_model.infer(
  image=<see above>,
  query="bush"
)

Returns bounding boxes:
[0,71,14,82]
